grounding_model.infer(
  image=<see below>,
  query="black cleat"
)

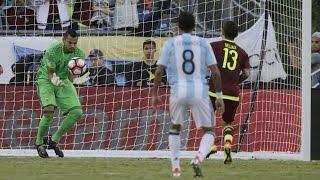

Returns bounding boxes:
[43,135,50,149]
[191,157,203,178]
[44,136,64,157]
[224,142,232,164]
[205,145,218,159]
[36,144,49,158]
[50,140,64,157]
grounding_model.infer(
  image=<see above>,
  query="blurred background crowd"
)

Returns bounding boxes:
[0,0,172,36]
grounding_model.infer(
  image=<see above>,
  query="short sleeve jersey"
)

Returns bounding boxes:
[210,40,250,97]
[157,34,216,98]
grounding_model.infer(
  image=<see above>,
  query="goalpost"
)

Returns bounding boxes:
[0,0,311,160]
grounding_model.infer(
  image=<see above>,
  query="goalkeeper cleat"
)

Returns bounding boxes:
[43,135,51,149]
[36,144,49,158]
[205,145,218,159]
[43,136,64,157]
[190,156,203,178]
[172,168,181,177]
[224,142,232,164]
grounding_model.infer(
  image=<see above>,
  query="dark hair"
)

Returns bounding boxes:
[178,12,195,32]
[143,39,156,49]
[222,21,238,40]
[63,29,78,38]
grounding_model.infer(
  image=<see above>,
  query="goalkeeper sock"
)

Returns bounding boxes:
[35,112,54,145]
[223,123,233,143]
[196,132,214,162]
[169,133,181,170]
[52,108,83,143]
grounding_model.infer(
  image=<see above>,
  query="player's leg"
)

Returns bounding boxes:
[35,80,57,158]
[169,123,182,177]
[51,81,83,157]
[205,97,218,159]
[168,97,187,177]
[222,100,239,164]
[189,98,216,177]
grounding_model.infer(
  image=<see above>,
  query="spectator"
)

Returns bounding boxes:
[113,0,139,30]
[311,32,320,72]
[3,0,36,30]
[72,0,92,27]
[0,0,5,30]
[287,32,320,87]
[133,39,166,87]
[287,32,301,70]
[34,0,72,30]
[135,0,153,36]
[9,53,43,85]
[135,0,172,36]
[112,60,136,86]
[86,49,115,86]
[90,0,113,28]
[0,64,3,75]
[141,0,152,8]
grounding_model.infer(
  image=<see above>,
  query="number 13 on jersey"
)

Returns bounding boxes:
[222,48,239,70]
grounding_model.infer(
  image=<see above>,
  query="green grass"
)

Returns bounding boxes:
[0,157,320,180]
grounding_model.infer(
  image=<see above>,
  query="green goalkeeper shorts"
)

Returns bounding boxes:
[36,79,81,114]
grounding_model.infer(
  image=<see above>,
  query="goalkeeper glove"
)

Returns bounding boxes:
[51,73,66,87]
[73,72,90,85]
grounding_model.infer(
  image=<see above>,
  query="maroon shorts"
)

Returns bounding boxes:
[210,97,239,123]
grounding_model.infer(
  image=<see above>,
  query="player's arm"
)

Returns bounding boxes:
[48,68,55,80]
[151,65,165,109]
[43,51,56,81]
[209,65,222,93]
[239,51,251,82]
[152,41,170,109]
[209,65,225,113]
[152,65,165,92]
[43,50,65,87]
[68,73,77,82]
[239,68,250,82]
[48,67,66,87]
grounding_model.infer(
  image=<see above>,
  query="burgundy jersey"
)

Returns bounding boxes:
[210,40,250,98]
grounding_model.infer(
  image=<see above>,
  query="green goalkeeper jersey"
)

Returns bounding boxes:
[37,42,85,80]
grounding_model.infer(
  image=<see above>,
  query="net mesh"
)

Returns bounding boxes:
[0,0,303,156]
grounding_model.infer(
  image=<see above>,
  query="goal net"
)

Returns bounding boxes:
[0,0,310,160]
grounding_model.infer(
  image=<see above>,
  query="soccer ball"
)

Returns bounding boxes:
[68,57,87,75]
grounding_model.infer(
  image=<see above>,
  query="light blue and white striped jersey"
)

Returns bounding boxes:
[157,33,217,99]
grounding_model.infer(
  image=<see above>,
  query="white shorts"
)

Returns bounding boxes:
[169,97,215,129]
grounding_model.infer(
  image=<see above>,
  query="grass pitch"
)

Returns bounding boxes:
[0,157,319,180]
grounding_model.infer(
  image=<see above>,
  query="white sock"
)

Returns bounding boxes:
[196,133,214,162]
[169,134,181,169]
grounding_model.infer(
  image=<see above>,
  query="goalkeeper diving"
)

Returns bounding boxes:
[35,29,90,158]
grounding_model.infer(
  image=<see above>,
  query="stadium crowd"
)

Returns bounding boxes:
[0,0,171,35]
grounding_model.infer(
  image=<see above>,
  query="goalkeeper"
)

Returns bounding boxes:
[35,29,89,158]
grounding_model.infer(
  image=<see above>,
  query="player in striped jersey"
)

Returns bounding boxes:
[151,12,225,178]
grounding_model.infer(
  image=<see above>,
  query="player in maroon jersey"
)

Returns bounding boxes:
[206,21,251,164]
